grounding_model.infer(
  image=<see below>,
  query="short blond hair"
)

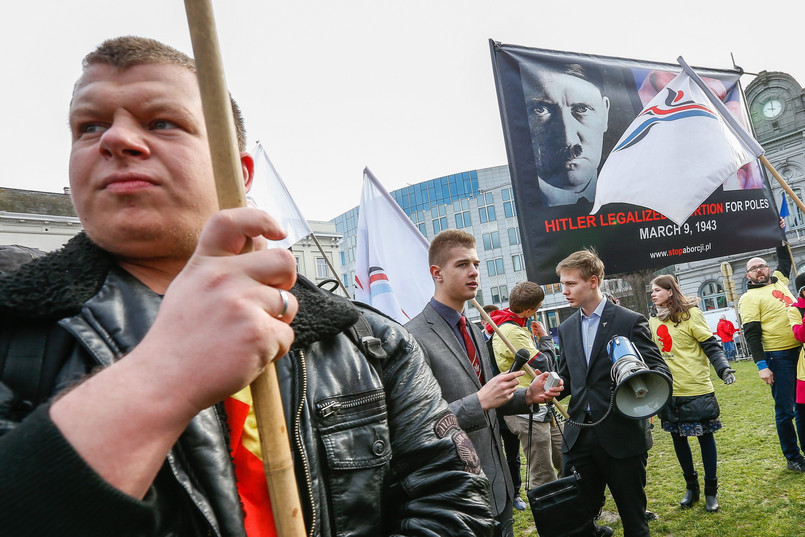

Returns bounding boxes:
[429,229,476,267]
[556,249,605,283]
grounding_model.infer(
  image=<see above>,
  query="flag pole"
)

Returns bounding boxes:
[472,299,569,419]
[308,232,351,296]
[679,56,805,215]
[760,155,805,215]
[759,155,801,277]
[183,2,305,536]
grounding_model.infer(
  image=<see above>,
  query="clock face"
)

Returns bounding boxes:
[762,99,783,118]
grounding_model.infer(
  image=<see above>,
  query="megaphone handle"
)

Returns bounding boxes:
[552,400,569,419]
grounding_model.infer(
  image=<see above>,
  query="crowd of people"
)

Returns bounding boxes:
[0,35,803,537]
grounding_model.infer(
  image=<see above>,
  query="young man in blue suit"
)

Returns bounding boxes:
[555,250,670,537]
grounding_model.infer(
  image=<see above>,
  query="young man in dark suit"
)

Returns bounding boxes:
[406,229,562,537]
[555,250,670,537]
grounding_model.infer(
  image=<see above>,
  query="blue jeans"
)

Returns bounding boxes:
[766,348,805,461]
[723,340,737,360]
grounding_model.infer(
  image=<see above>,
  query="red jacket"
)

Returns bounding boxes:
[717,318,736,342]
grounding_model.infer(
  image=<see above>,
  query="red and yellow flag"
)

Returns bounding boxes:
[224,387,278,537]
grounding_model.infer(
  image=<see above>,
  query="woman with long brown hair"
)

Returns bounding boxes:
[649,274,736,512]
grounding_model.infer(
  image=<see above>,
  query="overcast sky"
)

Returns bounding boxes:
[2,1,802,221]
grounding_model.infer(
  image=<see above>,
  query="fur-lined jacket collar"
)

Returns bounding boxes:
[0,232,359,349]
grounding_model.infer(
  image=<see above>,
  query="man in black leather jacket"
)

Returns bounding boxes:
[0,36,493,536]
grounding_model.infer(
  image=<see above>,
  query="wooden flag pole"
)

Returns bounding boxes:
[184,1,305,536]
[471,299,569,419]
[761,155,805,215]
[760,155,800,277]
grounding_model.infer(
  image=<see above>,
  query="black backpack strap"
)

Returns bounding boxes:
[0,320,73,408]
[320,288,388,362]
[1,324,47,404]
[0,321,60,431]
[346,312,387,361]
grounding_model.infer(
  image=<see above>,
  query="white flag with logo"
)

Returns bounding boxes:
[247,142,312,248]
[355,168,433,323]
[591,60,764,226]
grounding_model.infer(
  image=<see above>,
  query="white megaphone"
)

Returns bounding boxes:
[608,335,672,420]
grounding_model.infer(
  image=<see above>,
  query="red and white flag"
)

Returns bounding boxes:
[591,58,764,226]
[355,168,432,323]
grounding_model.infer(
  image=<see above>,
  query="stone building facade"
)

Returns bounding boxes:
[0,186,341,287]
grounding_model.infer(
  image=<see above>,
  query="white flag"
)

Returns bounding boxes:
[591,61,764,226]
[355,168,433,324]
[247,142,312,248]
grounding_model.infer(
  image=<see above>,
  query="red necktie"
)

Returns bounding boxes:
[459,316,483,382]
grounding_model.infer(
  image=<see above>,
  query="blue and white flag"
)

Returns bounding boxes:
[591,60,764,226]
[247,142,312,249]
[780,191,791,219]
[355,168,432,323]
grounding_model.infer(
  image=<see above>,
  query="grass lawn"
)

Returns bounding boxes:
[512,358,805,536]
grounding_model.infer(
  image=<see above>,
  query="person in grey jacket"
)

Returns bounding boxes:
[406,229,562,537]
[0,36,492,536]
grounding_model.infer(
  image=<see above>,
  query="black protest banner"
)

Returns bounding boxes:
[489,41,781,283]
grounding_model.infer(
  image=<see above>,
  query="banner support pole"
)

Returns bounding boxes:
[471,299,569,419]
[760,155,800,276]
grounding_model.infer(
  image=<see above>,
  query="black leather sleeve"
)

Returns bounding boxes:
[556,328,572,401]
[700,336,730,377]
[529,349,550,374]
[538,336,557,372]
[374,314,494,536]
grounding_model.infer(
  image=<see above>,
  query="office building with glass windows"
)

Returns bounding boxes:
[333,165,576,334]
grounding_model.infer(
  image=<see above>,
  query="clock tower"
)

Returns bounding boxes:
[745,70,805,263]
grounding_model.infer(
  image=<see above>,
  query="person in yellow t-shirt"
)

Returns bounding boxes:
[490,282,562,491]
[649,275,735,513]
[738,242,805,473]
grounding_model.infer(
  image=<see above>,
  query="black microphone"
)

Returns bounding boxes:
[508,348,531,373]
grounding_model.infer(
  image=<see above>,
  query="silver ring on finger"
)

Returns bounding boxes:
[277,289,290,319]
